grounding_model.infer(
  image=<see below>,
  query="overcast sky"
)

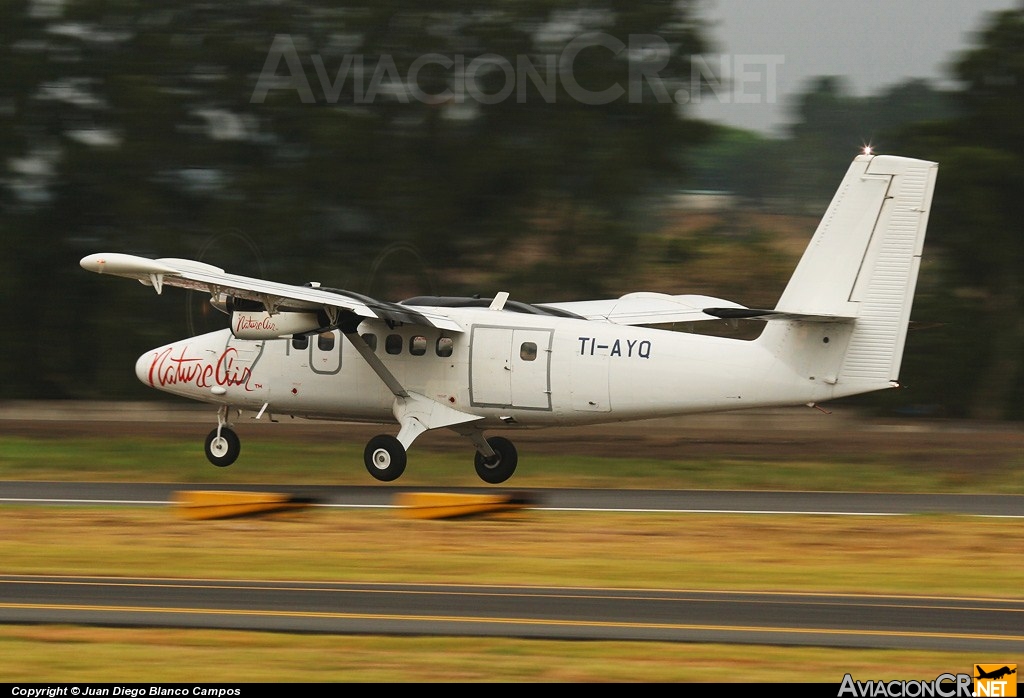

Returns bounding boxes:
[692,0,1020,135]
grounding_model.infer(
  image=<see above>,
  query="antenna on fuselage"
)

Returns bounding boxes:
[489,292,510,311]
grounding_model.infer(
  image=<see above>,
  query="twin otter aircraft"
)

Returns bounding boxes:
[82,153,937,484]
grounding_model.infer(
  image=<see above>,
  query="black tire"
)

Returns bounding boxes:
[474,436,518,484]
[364,434,407,482]
[204,427,240,467]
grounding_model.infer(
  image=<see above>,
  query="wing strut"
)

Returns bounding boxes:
[338,312,481,449]
[338,316,408,398]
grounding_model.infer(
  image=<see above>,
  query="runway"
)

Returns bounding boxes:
[3,481,1024,517]
[2,575,1023,652]
[2,482,1023,651]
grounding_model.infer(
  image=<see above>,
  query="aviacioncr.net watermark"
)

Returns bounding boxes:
[250,33,784,107]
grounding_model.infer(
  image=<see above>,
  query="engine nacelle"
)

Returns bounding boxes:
[231,310,324,340]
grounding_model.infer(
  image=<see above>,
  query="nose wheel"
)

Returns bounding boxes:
[364,434,407,482]
[204,427,240,467]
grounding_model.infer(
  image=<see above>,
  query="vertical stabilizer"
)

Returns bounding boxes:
[768,154,938,393]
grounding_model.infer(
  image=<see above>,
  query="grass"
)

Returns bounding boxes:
[0,618,991,679]
[2,432,1023,492]
[0,626,992,683]
[1,427,1022,682]
[1,508,1022,595]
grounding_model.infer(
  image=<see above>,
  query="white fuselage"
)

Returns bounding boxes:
[83,154,937,482]
[135,307,850,429]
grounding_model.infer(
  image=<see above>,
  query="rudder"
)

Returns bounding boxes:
[765,154,938,395]
[839,156,937,384]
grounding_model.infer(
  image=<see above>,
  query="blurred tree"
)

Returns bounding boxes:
[1,0,713,398]
[688,78,955,212]
[684,124,801,213]
[785,76,957,205]
[895,3,1024,419]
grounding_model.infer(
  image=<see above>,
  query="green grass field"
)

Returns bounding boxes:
[2,429,1023,491]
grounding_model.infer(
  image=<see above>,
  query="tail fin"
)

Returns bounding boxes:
[763,154,938,396]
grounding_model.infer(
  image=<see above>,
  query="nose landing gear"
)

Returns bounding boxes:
[204,427,240,467]
[204,405,240,467]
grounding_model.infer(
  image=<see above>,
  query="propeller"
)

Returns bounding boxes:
[185,231,267,336]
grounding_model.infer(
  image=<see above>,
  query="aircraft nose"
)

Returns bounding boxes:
[135,351,153,386]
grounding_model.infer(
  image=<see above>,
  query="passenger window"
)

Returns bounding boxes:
[410,335,427,356]
[520,342,538,361]
[361,333,377,352]
[385,334,403,355]
[436,337,454,357]
[292,335,309,350]
[317,332,335,351]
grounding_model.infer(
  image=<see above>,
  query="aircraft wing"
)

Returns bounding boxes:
[539,293,857,325]
[536,292,750,325]
[80,253,463,332]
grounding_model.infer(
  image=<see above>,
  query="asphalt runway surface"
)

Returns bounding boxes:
[2,574,1023,652]
[3,481,1024,517]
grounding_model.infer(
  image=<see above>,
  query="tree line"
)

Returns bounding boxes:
[2,0,1022,419]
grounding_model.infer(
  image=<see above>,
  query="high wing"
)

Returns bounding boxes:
[81,254,857,332]
[538,292,856,326]
[80,253,463,333]
[536,292,748,326]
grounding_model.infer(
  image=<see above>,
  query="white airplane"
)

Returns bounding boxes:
[81,153,937,484]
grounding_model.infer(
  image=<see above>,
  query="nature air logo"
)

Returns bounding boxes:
[974,665,1017,697]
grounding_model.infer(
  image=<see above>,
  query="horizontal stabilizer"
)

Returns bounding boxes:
[704,307,855,323]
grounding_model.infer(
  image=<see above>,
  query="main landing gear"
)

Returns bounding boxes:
[363,434,407,482]
[473,436,518,484]
[361,431,518,485]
